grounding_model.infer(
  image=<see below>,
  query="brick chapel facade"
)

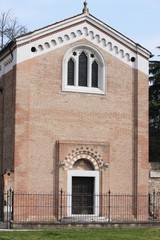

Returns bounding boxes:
[0,3,151,222]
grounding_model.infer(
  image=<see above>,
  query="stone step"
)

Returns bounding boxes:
[62,216,109,223]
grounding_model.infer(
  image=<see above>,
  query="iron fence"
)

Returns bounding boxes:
[0,190,160,226]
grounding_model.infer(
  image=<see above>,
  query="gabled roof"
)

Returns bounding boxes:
[15,11,150,58]
[0,2,151,76]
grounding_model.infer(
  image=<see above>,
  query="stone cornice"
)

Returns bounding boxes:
[0,13,151,77]
[15,13,150,59]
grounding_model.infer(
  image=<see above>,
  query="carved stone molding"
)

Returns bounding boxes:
[57,140,110,171]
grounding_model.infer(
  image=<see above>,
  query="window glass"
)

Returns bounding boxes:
[92,61,98,88]
[68,59,74,85]
[79,52,88,87]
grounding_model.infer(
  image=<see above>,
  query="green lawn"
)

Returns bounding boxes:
[0,228,160,240]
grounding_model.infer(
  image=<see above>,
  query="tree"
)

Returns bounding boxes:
[0,10,27,50]
[149,60,160,162]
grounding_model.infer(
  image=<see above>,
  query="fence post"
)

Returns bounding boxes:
[6,190,9,228]
[148,192,151,218]
[153,190,156,221]
[108,190,111,222]
[9,189,12,229]
[60,189,63,222]
[11,190,14,222]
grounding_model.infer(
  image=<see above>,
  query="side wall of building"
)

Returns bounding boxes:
[0,67,15,192]
[137,69,149,194]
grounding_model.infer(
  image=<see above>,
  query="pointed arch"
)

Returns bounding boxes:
[62,44,106,94]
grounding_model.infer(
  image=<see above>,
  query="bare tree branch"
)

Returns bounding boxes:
[0,10,27,50]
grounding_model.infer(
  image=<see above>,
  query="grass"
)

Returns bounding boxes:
[0,228,160,240]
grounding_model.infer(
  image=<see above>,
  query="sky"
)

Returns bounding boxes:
[1,0,160,60]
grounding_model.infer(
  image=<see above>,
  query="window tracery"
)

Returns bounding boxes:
[62,44,105,94]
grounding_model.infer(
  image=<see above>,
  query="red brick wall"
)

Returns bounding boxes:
[12,40,149,195]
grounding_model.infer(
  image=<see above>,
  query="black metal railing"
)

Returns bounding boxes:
[0,190,160,227]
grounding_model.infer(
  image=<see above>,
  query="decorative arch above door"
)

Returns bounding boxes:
[57,141,109,171]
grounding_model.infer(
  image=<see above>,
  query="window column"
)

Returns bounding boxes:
[75,55,79,87]
[88,56,92,87]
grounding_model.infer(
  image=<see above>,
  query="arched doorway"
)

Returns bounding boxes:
[68,159,99,216]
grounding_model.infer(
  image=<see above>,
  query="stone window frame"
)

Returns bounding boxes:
[62,44,106,94]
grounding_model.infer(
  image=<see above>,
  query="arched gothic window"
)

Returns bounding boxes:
[62,44,105,94]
